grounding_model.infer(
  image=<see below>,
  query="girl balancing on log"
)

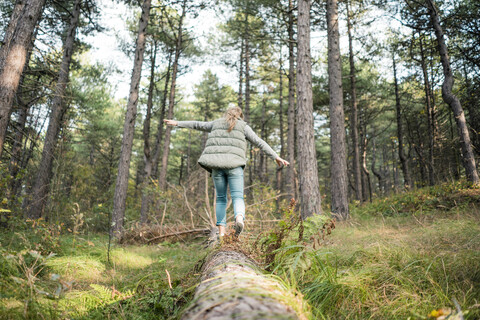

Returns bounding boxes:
[164,106,289,239]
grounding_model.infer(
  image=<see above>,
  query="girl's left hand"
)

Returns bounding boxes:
[275,157,290,167]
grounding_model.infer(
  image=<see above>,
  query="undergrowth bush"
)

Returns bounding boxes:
[353,181,480,218]
[254,199,335,270]
[265,184,480,319]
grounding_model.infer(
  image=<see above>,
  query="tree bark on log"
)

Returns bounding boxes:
[181,249,305,320]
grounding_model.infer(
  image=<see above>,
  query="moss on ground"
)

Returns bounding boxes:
[0,234,207,319]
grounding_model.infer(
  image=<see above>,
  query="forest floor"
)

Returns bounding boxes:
[1,182,479,319]
[0,233,208,319]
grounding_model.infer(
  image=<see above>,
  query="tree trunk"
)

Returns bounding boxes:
[238,38,244,109]
[382,145,391,194]
[392,141,400,192]
[448,112,460,179]
[286,0,296,202]
[9,26,38,198]
[259,90,267,183]
[296,0,322,220]
[276,56,285,210]
[359,110,372,202]
[426,0,479,185]
[181,250,302,320]
[25,0,81,219]
[111,0,152,237]
[418,34,435,186]
[327,0,349,219]
[0,0,46,158]
[406,115,427,186]
[371,137,384,195]
[244,5,250,123]
[392,52,413,189]
[138,51,173,218]
[139,43,157,224]
[9,103,28,197]
[462,62,480,157]
[158,0,187,190]
[346,0,362,202]
[152,51,173,179]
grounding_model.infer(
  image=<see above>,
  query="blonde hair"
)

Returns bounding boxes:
[224,106,244,132]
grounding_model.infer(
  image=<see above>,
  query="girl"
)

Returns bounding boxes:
[164,106,289,238]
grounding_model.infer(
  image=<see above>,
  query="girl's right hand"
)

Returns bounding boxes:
[275,157,290,167]
[164,119,178,126]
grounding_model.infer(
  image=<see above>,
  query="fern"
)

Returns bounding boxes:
[90,284,135,304]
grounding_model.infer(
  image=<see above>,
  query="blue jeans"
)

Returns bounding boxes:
[212,167,245,226]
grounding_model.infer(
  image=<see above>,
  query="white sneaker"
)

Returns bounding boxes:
[235,216,244,236]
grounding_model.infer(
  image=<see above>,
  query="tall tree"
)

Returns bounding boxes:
[276,55,285,201]
[25,0,82,219]
[296,0,321,219]
[417,34,435,186]
[8,26,39,198]
[360,108,371,202]
[243,2,251,123]
[158,0,187,190]
[426,0,479,185]
[0,0,46,158]
[151,51,173,179]
[327,0,349,219]
[111,0,152,237]
[286,0,296,201]
[346,0,362,201]
[139,41,158,224]
[392,51,412,189]
[238,38,244,109]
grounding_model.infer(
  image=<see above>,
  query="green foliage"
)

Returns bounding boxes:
[0,249,61,319]
[147,287,189,319]
[40,62,123,232]
[254,199,336,272]
[0,232,205,319]
[255,199,303,268]
[352,181,479,217]
[265,185,480,319]
[3,219,63,254]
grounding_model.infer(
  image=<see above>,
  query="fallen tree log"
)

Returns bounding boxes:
[146,228,210,243]
[181,248,308,320]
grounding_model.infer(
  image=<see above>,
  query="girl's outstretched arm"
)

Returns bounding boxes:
[163,119,213,132]
[245,125,290,167]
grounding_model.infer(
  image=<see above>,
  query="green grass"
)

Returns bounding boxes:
[0,232,207,319]
[1,182,479,319]
[271,184,480,319]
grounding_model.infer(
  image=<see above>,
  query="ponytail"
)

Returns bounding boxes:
[224,106,244,132]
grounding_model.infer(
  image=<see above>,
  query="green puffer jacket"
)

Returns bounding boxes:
[197,118,247,172]
[176,118,279,172]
